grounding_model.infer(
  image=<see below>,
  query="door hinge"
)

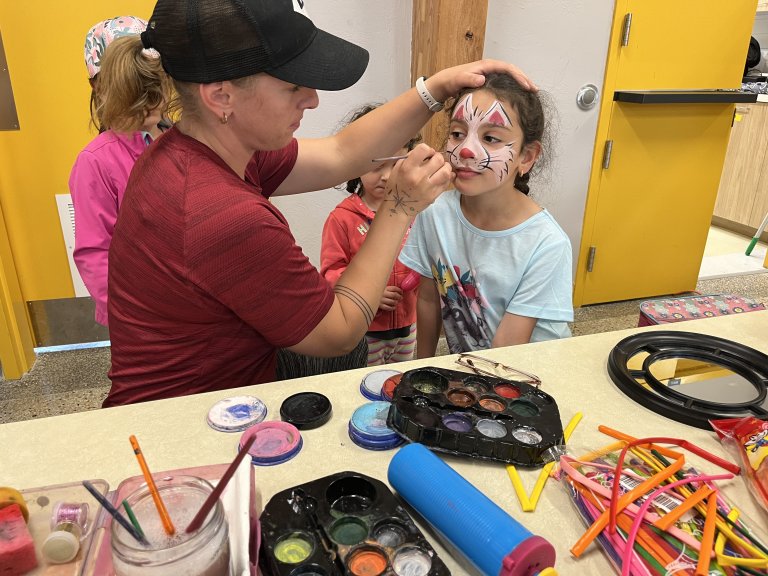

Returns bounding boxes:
[602,140,613,169]
[586,246,597,272]
[621,13,632,47]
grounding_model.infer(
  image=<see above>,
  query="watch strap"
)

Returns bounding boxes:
[415,76,444,112]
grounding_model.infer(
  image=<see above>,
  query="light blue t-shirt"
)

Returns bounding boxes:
[399,190,573,353]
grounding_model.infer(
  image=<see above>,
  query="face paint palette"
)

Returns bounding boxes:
[386,367,564,467]
[259,471,449,576]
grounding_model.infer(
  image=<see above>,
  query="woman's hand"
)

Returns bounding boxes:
[381,143,453,218]
[426,59,537,102]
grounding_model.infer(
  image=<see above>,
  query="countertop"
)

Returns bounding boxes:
[2,311,767,574]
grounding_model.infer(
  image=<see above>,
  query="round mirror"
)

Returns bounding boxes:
[609,331,768,428]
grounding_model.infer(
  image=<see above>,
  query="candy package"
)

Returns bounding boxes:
[711,416,768,513]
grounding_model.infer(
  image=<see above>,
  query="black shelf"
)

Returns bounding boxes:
[614,90,758,104]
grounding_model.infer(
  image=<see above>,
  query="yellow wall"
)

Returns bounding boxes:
[0,2,156,302]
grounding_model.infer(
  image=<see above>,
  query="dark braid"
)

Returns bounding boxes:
[514,171,531,196]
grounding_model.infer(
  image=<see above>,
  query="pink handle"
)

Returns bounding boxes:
[400,271,421,291]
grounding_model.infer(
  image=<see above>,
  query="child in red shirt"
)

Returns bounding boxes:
[321,104,421,365]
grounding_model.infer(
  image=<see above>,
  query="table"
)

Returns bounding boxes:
[2,311,767,574]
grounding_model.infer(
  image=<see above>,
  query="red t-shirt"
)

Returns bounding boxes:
[105,127,334,406]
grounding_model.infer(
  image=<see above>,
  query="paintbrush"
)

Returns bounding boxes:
[371,150,449,163]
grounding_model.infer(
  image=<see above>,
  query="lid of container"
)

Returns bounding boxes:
[348,401,403,450]
[360,369,402,401]
[240,421,303,466]
[207,395,267,432]
[42,530,80,564]
[380,374,403,402]
[280,392,332,430]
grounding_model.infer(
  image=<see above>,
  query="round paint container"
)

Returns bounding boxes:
[360,369,402,401]
[206,395,267,432]
[239,421,302,466]
[280,392,332,430]
[380,374,403,402]
[348,401,404,450]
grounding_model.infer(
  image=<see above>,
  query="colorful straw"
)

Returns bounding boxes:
[129,435,176,536]
[82,480,147,545]
[185,433,256,533]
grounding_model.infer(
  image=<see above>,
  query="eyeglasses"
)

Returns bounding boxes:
[455,353,542,388]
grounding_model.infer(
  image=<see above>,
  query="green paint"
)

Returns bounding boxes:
[274,536,313,563]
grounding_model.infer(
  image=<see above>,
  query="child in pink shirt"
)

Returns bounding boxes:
[70,19,172,325]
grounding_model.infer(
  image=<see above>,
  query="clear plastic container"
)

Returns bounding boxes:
[110,475,230,576]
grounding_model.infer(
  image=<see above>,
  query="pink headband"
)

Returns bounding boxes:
[84,16,147,79]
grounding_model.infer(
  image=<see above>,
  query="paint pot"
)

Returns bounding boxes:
[493,383,521,399]
[372,520,408,548]
[280,392,332,430]
[380,374,403,402]
[392,546,433,576]
[441,412,472,433]
[446,388,476,408]
[346,546,388,576]
[273,532,315,564]
[206,395,267,432]
[511,427,543,445]
[508,400,540,417]
[476,419,507,439]
[348,401,404,451]
[329,517,368,546]
[239,421,302,466]
[360,369,402,401]
[478,396,506,412]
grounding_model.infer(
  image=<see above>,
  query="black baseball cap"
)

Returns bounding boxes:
[141,0,369,90]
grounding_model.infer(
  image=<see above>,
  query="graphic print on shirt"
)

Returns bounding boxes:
[432,258,491,352]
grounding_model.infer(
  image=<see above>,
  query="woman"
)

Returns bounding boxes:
[104,0,534,406]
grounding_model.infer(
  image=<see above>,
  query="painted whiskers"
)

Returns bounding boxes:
[559,426,768,575]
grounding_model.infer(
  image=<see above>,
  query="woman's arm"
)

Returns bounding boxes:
[275,60,535,196]
[416,276,442,359]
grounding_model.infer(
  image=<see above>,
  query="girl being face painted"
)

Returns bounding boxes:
[446,90,529,193]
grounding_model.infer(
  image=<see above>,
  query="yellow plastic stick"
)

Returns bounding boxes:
[506,412,583,512]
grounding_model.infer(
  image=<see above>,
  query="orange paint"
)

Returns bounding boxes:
[348,548,388,576]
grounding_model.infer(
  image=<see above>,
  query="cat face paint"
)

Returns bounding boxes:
[446,92,518,184]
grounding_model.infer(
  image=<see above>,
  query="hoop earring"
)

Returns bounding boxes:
[221,112,229,125]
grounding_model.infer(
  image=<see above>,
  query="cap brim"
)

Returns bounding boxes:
[266,29,369,91]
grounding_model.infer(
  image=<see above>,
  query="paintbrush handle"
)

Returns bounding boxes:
[185,434,257,533]
[82,480,147,544]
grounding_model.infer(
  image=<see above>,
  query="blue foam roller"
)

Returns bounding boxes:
[388,443,556,576]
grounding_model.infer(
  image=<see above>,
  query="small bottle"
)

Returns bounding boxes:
[42,502,89,564]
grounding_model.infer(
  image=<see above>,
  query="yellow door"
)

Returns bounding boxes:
[617,0,753,90]
[580,102,735,305]
[574,0,757,306]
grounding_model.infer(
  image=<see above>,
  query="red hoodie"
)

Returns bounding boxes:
[321,194,417,332]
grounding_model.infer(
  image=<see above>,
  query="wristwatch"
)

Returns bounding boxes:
[415,76,444,112]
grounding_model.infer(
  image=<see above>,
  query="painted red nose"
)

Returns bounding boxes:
[459,147,474,159]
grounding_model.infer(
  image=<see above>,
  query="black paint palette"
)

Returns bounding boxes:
[386,367,564,467]
[259,472,449,576]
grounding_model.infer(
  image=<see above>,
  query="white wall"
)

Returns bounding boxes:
[271,0,412,268]
[484,0,614,269]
